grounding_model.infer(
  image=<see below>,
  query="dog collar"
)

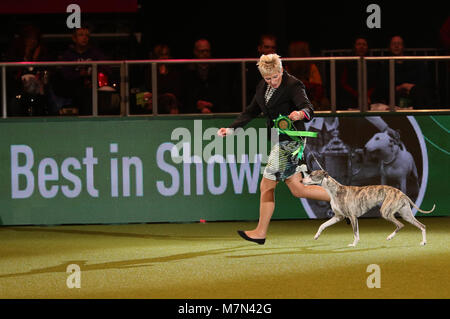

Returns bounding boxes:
[320,176,326,186]
[382,146,399,166]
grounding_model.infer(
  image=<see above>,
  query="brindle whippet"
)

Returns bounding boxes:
[302,170,435,247]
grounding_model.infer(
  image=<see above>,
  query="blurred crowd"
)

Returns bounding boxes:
[1,17,449,117]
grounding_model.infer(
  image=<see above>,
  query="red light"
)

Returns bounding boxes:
[98,72,108,87]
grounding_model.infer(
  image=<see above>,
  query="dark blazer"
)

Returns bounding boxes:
[229,70,314,141]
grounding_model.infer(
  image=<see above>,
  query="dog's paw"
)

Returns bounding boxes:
[313,234,320,240]
[348,243,356,247]
[420,241,426,246]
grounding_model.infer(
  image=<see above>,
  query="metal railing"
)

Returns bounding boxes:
[321,48,442,56]
[1,55,449,119]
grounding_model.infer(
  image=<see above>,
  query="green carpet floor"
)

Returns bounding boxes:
[0,217,449,299]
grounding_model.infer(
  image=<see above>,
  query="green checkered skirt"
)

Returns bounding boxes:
[263,140,304,181]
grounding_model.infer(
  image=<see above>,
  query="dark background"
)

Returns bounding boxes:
[142,0,449,57]
[0,0,448,59]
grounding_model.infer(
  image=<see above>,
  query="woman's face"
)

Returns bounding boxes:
[263,69,283,88]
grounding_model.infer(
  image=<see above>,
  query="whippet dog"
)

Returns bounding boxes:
[302,170,435,247]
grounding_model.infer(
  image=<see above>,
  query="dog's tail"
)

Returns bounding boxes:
[405,196,436,214]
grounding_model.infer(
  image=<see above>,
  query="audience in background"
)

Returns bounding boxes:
[1,22,448,116]
[5,24,51,116]
[181,38,230,113]
[440,16,450,53]
[337,36,381,110]
[439,16,450,108]
[387,35,435,109]
[285,41,330,110]
[56,26,109,115]
[245,34,278,104]
[136,43,182,114]
[257,34,277,56]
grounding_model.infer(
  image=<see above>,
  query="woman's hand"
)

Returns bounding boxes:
[288,110,305,121]
[217,128,233,137]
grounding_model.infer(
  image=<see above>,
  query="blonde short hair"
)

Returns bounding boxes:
[257,54,282,77]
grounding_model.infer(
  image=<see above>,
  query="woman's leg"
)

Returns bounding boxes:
[243,177,278,239]
[285,172,330,201]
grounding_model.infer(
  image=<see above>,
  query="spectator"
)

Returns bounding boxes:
[5,24,51,116]
[57,26,109,115]
[152,44,182,114]
[439,16,450,107]
[285,41,330,110]
[181,38,230,113]
[257,34,277,56]
[387,35,435,109]
[337,36,380,110]
[246,34,278,104]
[5,24,49,62]
[135,44,182,114]
[439,16,450,53]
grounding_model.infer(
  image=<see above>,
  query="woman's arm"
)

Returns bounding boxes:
[290,80,314,122]
[218,94,261,136]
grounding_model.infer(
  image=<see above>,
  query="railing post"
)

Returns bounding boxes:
[357,57,363,111]
[389,59,395,111]
[329,60,336,112]
[120,62,129,116]
[91,64,98,116]
[2,66,6,118]
[151,62,158,115]
[241,61,247,111]
[362,58,368,112]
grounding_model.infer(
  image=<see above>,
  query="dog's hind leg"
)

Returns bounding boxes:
[314,215,344,240]
[385,215,404,241]
[399,204,427,246]
[348,216,360,247]
[380,197,404,241]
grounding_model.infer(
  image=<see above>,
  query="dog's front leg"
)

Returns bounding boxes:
[381,171,386,186]
[314,215,344,240]
[348,216,360,247]
[400,178,407,194]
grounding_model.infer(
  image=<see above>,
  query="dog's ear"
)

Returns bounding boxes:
[386,127,401,142]
[386,127,403,150]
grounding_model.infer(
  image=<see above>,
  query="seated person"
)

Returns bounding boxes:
[376,35,435,109]
[150,44,182,114]
[245,34,277,105]
[4,24,51,116]
[57,26,109,115]
[180,38,230,113]
[337,36,380,110]
[285,40,330,110]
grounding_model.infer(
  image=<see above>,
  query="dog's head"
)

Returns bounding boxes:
[365,130,402,155]
[302,170,329,186]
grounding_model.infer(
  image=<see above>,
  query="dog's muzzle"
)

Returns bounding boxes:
[302,176,325,186]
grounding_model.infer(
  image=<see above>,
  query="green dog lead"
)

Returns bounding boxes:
[273,114,318,160]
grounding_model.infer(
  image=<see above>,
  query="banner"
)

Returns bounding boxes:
[0,114,448,226]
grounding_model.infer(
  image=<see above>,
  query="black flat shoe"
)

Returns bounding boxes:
[237,230,265,245]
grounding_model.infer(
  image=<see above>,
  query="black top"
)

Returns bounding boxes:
[229,70,314,141]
